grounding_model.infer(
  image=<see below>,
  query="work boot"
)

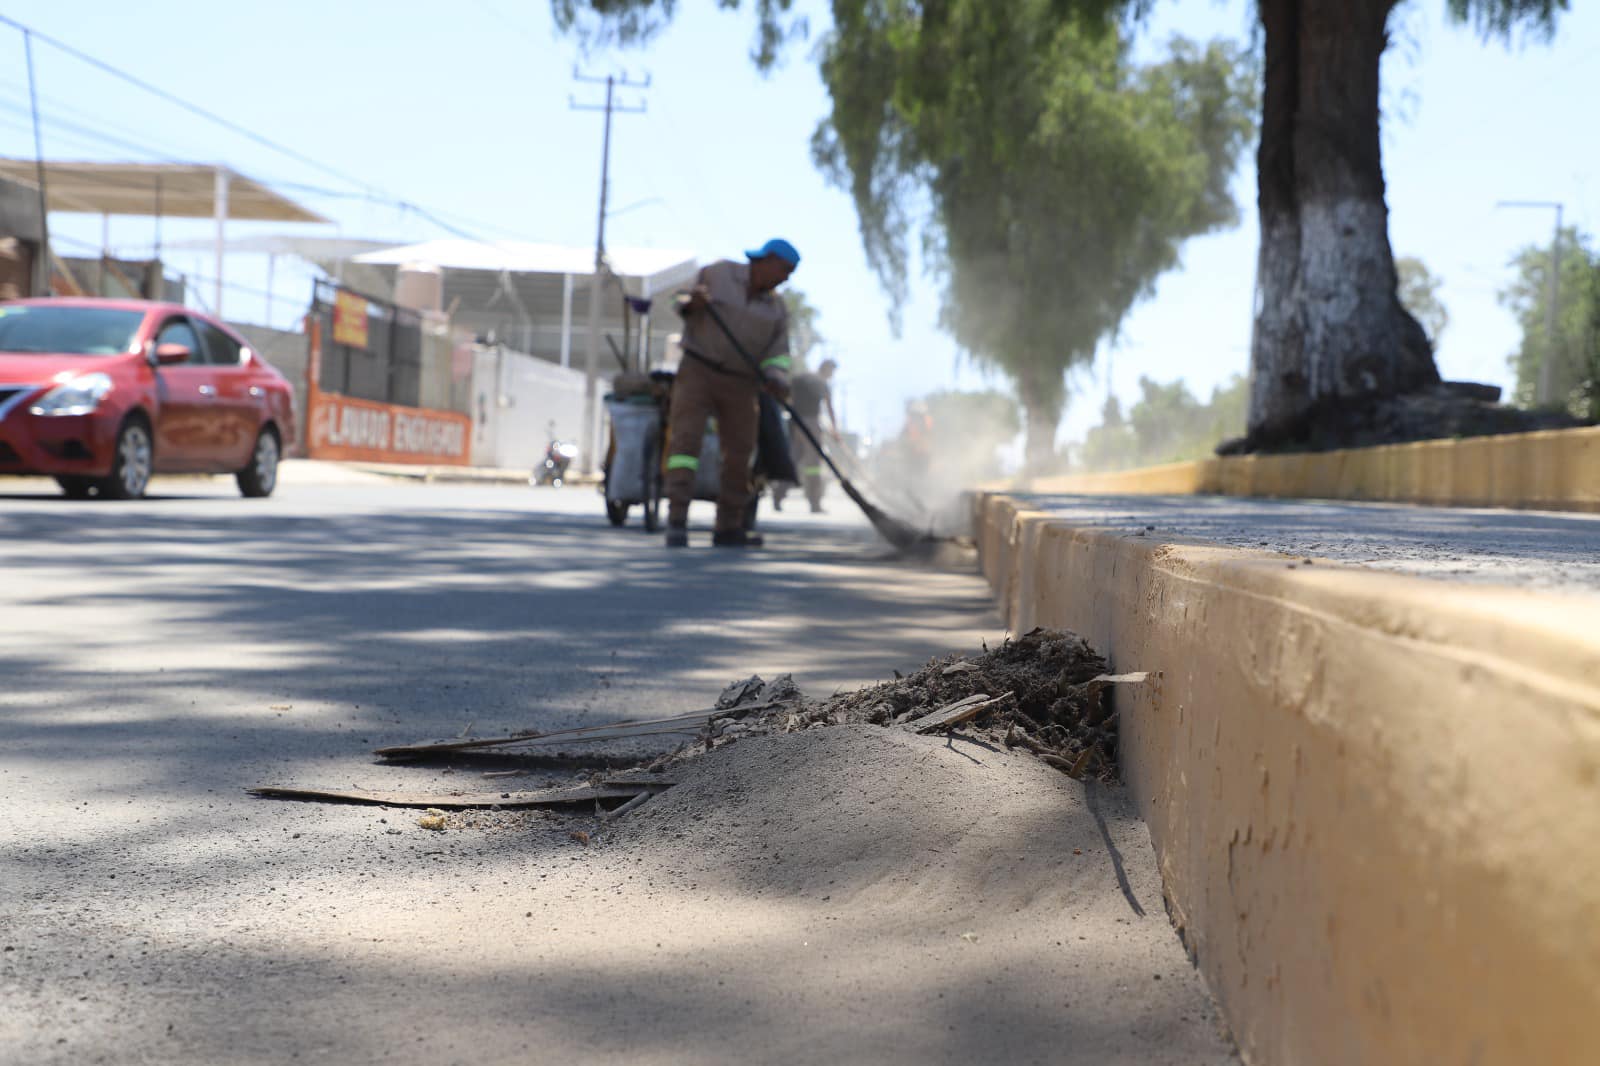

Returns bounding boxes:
[665,525,689,548]
[712,529,764,548]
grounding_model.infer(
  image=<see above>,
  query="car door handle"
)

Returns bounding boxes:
[197,385,217,397]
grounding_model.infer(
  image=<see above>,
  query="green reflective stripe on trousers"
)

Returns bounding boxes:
[761,354,792,370]
[667,454,700,472]
[802,465,824,476]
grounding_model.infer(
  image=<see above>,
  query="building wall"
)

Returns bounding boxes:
[445,271,682,373]
[469,345,594,471]
[0,177,43,297]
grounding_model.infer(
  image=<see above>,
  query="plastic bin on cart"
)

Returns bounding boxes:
[603,396,663,530]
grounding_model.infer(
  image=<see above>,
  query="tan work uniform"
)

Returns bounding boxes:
[667,260,791,531]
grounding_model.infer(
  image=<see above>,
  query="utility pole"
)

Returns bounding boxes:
[1498,200,1564,406]
[571,68,649,475]
[22,29,51,297]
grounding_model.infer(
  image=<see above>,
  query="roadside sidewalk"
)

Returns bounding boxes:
[279,458,601,487]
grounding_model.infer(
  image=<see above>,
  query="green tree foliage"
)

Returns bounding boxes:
[1500,226,1600,419]
[781,288,825,363]
[1395,256,1449,345]
[877,388,1021,487]
[1077,394,1136,471]
[550,0,808,67]
[811,3,1254,467]
[926,388,1022,482]
[1445,0,1567,41]
[1076,374,1247,471]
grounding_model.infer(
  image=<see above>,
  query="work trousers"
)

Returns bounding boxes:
[790,422,825,509]
[665,356,759,531]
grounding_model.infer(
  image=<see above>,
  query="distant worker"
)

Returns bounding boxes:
[665,238,799,548]
[903,399,934,482]
[773,358,838,513]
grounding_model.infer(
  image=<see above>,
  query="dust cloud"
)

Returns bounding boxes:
[825,389,1021,538]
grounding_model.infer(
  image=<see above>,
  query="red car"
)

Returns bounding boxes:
[0,298,296,499]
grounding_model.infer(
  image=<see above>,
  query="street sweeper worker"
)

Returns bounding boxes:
[773,357,838,513]
[664,238,799,548]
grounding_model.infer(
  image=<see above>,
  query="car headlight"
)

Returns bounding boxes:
[30,373,113,417]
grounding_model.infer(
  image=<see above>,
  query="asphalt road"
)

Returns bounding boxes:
[1018,492,1600,594]
[0,469,1233,1065]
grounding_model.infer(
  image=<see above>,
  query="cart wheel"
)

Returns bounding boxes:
[606,500,630,526]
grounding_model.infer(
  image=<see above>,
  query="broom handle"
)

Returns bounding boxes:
[701,302,850,487]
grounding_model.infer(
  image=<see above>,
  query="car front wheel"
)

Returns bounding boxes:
[237,427,280,498]
[98,418,153,500]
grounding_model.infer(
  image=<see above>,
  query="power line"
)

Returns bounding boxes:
[0,14,537,249]
[0,91,532,244]
[0,94,179,165]
[0,76,205,163]
[0,13,378,196]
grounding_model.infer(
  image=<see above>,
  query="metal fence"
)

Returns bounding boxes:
[310,278,424,407]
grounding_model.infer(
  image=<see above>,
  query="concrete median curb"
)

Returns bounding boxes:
[974,491,1600,1065]
[1025,425,1600,512]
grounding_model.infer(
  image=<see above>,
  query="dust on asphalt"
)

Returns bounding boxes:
[411,626,1126,838]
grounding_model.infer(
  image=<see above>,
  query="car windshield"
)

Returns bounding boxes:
[0,305,145,355]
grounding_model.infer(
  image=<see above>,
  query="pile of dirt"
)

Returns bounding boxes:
[1218,381,1588,455]
[566,725,1240,1064]
[264,628,1128,828]
[652,627,1123,784]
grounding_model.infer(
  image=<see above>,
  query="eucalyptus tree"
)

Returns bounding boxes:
[811,7,1253,465]
[1500,227,1598,417]
[1396,256,1449,345]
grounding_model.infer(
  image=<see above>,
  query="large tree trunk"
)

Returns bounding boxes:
[1020,382,1062,477]
[1246,0,1437,446]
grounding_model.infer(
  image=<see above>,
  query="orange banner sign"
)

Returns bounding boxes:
[331,291,370,349]
[306,391,471,466]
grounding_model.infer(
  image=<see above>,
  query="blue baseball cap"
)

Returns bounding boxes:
[745,238,801,268]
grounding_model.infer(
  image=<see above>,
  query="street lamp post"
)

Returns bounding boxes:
[1497,200,1564,406]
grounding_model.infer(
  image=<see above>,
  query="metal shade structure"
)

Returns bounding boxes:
[0,160,327,221]
[349,238,698,470]
[0,159,330,314]
[349,239,697,366]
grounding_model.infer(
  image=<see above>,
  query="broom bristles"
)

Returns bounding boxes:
[841,481,927,550]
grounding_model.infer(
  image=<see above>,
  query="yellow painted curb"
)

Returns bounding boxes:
[1024,425,1600,512]
[975,491,1600,1065]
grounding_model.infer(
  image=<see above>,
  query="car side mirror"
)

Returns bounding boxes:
[154,342,192,365]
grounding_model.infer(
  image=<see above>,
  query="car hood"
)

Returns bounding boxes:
[0,351,142,385]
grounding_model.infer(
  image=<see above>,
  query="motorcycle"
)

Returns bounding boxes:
[534,439,580,487]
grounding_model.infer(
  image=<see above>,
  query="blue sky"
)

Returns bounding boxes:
[1,0,1595,447]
